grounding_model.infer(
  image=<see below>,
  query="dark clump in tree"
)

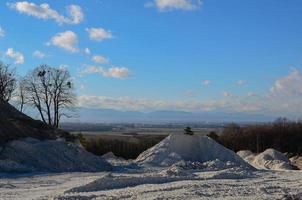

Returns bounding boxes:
[184,127,194,135]
[0,62,16,102]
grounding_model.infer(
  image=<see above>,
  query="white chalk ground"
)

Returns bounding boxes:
[0,138,111,173]
[1,169,302,199]
[0,135,302,199]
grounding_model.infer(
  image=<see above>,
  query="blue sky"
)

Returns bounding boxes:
[1,0,302,117]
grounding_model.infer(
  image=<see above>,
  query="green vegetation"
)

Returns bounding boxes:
[184,127,194,135]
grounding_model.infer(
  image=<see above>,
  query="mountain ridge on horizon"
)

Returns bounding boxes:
[60,107,276,123]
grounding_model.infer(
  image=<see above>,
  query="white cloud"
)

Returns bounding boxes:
[92,55,109,64]
[80,84,85,90]
[223,92,232,97]
[76,68,302,117]
[86,28,113,41]
[82,65,130,79]
[237,80,246,86]
[184,90,196,97]
[8,2,83,25]
[0,27,5,37]
[33,50,45,58]
[146,0,202,11]
[84,48,91,55]
[77,95,263,113]
[78,95,226,112]
[104,67,130,79]
[67,5,84,24]
[242,69,302,116]
[247,92,256,97]
[202,80,211,86]
[5,48,24,64]
[48,31,78,53]
[58,64,69,70]
[270,69,302,96]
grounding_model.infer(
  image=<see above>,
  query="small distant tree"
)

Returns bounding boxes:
[184,127,194,135]
[0,62,16,102]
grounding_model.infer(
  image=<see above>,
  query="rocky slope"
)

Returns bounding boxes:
[0,102,71,145]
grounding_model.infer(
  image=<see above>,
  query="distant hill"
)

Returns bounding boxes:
[0,102,70,145]
[63,107,275,123]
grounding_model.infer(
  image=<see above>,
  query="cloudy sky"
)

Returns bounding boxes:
[1,0,302,118]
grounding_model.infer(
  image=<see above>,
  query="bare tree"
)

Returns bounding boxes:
[15,78,27,112]
[51,68,76,128]
[23,65,76,127]
[0,62,16,102]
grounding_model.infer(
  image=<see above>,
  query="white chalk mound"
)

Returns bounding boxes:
[290,156,302,170]
[237,150,256,164]
[238,149,294,170]
[136,134,253,169]
[0,138,111,173]
[0,159,32,173]
[102,152,118,160]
